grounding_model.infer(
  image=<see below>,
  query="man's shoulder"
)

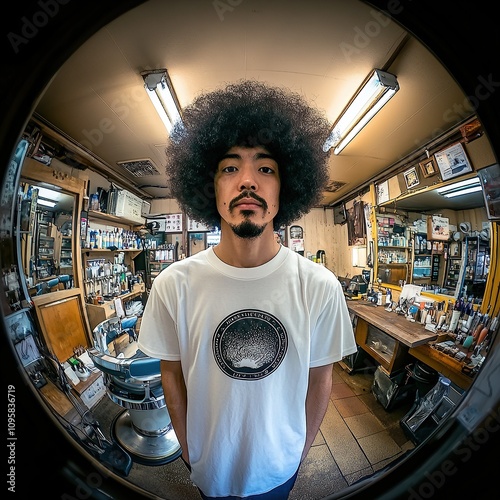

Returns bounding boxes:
[284,248,340,284]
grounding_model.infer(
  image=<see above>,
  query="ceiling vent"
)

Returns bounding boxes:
[324,180,347,192]
[117,158,161,177]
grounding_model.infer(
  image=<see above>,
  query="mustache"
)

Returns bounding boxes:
[229,191,268,211]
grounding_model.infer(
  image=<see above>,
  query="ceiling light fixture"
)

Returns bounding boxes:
[323,69,399,155]
[436,176,481,198]
[442,185,483,198]
[35,186,61,201]
[141,69,182,134]
[37,198,56,208]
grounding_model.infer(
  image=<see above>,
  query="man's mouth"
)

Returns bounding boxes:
[229,192,267,212]
[234,198,261,209]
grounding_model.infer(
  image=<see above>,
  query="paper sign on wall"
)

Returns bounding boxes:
[427,215,450,241]
[165,213,183,233]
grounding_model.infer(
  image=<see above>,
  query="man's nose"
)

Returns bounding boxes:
[238,168,257,191]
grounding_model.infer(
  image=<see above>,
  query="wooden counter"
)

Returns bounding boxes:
[347,300,473,389]
[347,301,438,347]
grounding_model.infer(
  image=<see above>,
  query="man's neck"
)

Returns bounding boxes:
[213,223,281,268]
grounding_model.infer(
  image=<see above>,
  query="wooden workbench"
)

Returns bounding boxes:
[346,300,473,389]
[347,301,438,347]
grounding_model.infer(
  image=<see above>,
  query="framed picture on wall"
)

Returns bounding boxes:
[419,157,438,178]
[434,141,473,181]
[403,166,420,189]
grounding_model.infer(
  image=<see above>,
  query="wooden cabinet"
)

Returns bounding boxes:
[376,214,411,285]
[148,244,177,286]
[347,301,438,375]
[59,235,73,275]
[36,234,55,279]
[444,256,464,296]
[353,315,411,374]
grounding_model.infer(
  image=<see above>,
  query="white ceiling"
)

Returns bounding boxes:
[32,0,476,209]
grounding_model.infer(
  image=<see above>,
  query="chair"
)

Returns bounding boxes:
[89,317,181,465]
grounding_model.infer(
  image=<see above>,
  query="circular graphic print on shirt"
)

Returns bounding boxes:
[212,309,288,380]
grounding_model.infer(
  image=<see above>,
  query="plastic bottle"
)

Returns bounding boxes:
[406,376,451,432]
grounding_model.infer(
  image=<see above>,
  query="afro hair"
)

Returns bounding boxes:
[166,80,331,229]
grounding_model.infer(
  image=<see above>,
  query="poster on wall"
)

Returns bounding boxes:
[427,215,450,241]
[346,200,366,246]
[434,142,473,181]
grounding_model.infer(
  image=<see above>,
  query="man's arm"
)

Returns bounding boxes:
[301,363,334,462]
[160,360,189,464]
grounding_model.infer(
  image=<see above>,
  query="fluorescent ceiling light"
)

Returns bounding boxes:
[35,186,61,201]
[142,69,182,134]
[323,69,399,155]
[37,198,56,208]
[436,176,480,194]
[442,185,482,198]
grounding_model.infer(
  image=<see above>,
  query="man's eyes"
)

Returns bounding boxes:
[259,166,275,174]
[220,165,276,173]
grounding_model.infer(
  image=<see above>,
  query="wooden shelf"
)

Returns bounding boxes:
[85,283,145,330]
[88,209,143,227]
[82,248,142,255]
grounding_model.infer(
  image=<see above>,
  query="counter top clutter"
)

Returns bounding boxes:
[346,289,498,389]
[347,300,437,348]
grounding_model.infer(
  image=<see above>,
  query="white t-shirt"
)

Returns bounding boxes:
[138,245,357,497]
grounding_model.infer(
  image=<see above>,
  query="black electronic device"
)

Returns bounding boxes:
[348,274,368,294]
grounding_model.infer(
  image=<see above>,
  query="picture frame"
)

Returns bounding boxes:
[403,166,420,189]
[434,141,473,181]
[419,157,438,178]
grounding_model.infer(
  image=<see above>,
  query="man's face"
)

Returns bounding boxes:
[215,146,280,238]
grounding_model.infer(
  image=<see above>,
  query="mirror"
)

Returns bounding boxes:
[18,181,76,296]
[377,179,490,303]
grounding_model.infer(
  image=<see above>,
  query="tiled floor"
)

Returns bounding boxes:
[84,359,416,499]
[289,363,414,499]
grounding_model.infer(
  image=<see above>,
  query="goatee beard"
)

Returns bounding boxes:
[230,218,267,239]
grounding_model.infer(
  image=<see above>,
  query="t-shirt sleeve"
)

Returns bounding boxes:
[309,277,357,367]
[137,273,181,360]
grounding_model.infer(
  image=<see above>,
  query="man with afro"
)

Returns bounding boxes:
[138,80,357,499]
